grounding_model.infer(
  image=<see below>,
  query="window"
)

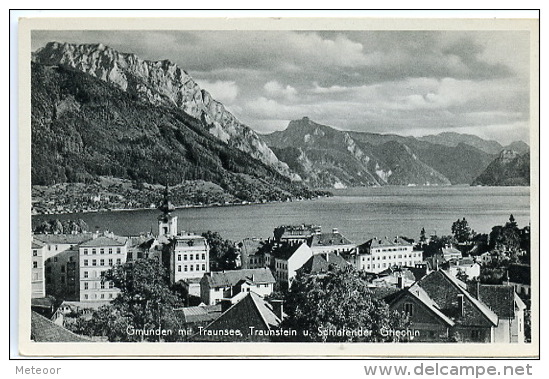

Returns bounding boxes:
[84,294,88,300]
[54,257,58,262]
[190,265,194,271]
[84,282,89,290]
[100,248,104,254]
[178,265,181,272]
[196,254,199,260]
[109,293,113,299]
[184,265,188,272]
[189,254,193,261]
[61,265,65,273]
[92,249,96,254]
[100,259,105,266]
[84,271,88,278]
[101,294,105,299]
[109,248,113,254]
[33,250,37,256]
[471,330,481,340]
[202,253,205,260]
[116,259,121,264]
[101,282,105,289]
[184,254,187,261]
[137,252,143,259]
[84,260,89,266]
[196,264,200,271]
[117,248,121,253]
[32,261,38,268]
[178,255,181,261]
[202,264,206,271]
[92,259,97,266]
[109,259,113,266]
[404,303,413,316]
[127,252,133,260]
[109,282,114,289]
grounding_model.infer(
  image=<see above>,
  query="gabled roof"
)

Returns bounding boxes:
[204,268,275,288]
[271,242,310,260]
[205,292,281,333]
[297,253,350,275]
[33,233,94,245]
[476,284,526,319]
[79,235,127,247]
[308,232,354,247]
[31,311,91,342]
[431,270,499,326]
[31,240,45,249]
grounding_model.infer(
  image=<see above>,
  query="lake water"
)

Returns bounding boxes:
[32,186,531,244]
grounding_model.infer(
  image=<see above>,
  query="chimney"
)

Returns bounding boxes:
[397,275,405,289]
[251,274,255,282]
[271,299,284,320]
[332,228,338,234]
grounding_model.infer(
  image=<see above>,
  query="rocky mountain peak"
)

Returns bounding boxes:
[33,41,294,179]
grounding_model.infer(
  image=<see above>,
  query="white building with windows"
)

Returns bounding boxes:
[352,236,423,273]
[78,233,128,302]
[31,240,47,298]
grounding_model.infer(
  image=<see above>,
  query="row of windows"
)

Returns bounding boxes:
[177,264,206,272]
[362,253,420,261]
[177,253,206,262]
[83,292,115,300]
[363,262,415,270]
[83,258,121,267]
[275,261,287,269]
[83,281,114,290]
[83,247,122,255]
[373,247,411,253]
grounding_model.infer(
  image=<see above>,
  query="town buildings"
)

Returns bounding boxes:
[272,242,314,289]
[200,268,275,305]
[351,237,423,273]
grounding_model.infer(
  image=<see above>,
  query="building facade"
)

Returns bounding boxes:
[31,240,47,298]
[78,233,129,302]
[200,268,275,305]
[353,237,422,273]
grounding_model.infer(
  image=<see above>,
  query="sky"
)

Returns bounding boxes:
[32,29,532,145]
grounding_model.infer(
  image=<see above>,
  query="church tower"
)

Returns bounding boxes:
[158,184,178,237]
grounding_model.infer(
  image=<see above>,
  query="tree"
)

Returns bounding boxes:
[451,217,472,243]
[99,258,183,341]
[202,231,238,270]
[281,267,409,342]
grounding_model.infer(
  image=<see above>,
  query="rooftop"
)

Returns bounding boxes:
[33,233,94,246]
[79,235,128,247]
[297,253,350,275]
[204,268,276,288]
[31,311,91,342]
[359,236,412,252]
[308,232,354,247]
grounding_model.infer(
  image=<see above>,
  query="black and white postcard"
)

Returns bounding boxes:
[17,14,539,357]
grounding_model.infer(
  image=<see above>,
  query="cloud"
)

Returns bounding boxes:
[195,80,239,104]
[263,80,298,100]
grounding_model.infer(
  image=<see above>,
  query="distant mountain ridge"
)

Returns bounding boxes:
[32,41,296,180]
[263,117,529,188]
[472,150,530,186]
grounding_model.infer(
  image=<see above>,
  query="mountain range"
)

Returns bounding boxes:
[31,41,530,200]
[263,117,529,188]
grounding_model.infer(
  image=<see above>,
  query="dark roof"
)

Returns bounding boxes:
[370,286,401,300]
[31,240,45,249]
[33,233,94,245]
[204,268,275,288]
[476,284,524,319]
[358,236,412,252]
[31,311,91,342]
[297,253,350,275]
[270,242,308,260]
[308,232,354,247]
[176,304,222,324]
[203,292,281,334]
[507,264,530,285]
[31,297,56,309]
[79,235,127,247]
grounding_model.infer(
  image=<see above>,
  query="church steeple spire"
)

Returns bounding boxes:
[158,184,178,237]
